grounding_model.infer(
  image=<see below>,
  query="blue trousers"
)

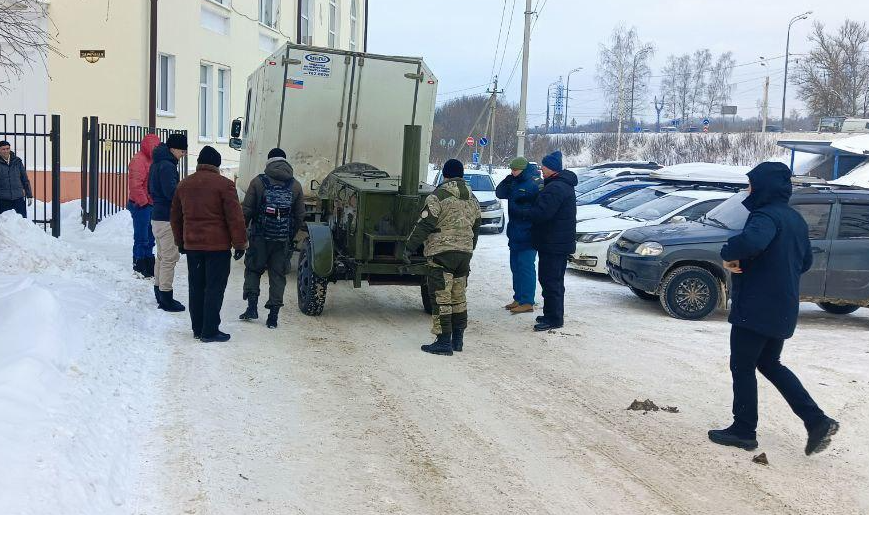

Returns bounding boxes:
[509,248,537,305]
[127,201,155,260]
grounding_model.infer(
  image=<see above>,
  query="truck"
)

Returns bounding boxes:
[230,43,440,316]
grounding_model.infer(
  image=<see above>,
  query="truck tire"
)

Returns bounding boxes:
[629,286,658,301]
[297,239,328,316]
[421,281,433,314]
[817,302,860,315]
[659,266,720,320]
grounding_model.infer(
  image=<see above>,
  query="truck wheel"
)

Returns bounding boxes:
[629,286,658,301]
[659,266,719,320]
[421,281,433,314]
[817,302,860,315]
[297,239,328,316]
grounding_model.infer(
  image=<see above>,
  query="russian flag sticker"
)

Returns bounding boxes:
[285,78,304,89]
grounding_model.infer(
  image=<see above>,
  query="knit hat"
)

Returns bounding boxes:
[0,140,10,148]
[167,133,188,151]
[541,151,563,173]
[442,158,464,179]
[197,145,222,167]
[267,147,287,159]
[509,156,529,171]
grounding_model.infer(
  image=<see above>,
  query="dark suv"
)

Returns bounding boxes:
[607,186,869,320]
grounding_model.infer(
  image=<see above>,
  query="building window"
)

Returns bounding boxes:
[349,0,358,51]
[217,68,230,140]
[199,64,213,140]
[157,53,175,114]
[259,0,276,28]
[300,0,311,45]
[328,0,338,48]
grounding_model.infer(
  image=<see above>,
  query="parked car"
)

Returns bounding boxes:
[607,186,869,320]
[570,189,733,274]
[575,179,659,206]
[841,117,869,134]
[573,168,654,198]
[575,184,691,223]
[435,171,504,233]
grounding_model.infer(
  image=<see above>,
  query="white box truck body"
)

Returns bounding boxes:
[235,43,438,194]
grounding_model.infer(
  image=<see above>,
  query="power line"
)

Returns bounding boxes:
[496,0,519,79]
[489,0,510,81]
[437,83,490,96]
[503,0,549,90]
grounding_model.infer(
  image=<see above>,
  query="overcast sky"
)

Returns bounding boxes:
[368,0,862,126]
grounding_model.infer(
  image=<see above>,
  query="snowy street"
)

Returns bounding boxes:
[2,207,868,514]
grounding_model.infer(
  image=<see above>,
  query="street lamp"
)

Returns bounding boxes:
[565,67,583,132]
[781,11,812,132]
[546,80,558,134]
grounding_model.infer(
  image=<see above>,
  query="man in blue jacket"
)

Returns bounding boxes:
[149,133,188,312]
[496,157,540,315]
[0,140,33,218]
[710,162,839,456]
[509,151,578,331]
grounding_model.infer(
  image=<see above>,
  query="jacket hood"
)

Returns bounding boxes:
[520,162,539,183]
[141,134,161,160]
[549,168,579,187]
[744,162,792,210]
[151,143,178,164]
[264,157,294,183]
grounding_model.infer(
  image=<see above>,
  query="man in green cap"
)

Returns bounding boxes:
[495,157,540,314]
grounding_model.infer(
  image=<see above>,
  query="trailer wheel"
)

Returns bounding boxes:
[816,302,860,315]
[421,281,433,314]
[297,239,328,316]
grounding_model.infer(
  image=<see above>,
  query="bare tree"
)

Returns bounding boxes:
[596,25,655,129]
[703,52,736,118]
[0,0,58,93]
[688,49,712,119]
[794,20,869,118]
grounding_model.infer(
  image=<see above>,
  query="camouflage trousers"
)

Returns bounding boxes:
[425,252,472,336]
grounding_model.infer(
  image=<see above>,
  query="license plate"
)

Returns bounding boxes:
[607,251,620,266]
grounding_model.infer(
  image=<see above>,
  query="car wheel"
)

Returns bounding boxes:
[421,281,433,314]
[629,286,658,301]
[659,266,720,320]
[496,217,505,234]
[816,302,860,315]
[297,239,328,316]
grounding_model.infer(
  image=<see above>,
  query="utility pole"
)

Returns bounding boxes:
[654,95,664,133]
[148,0,158,130]
[565,67,583,131]
[516,0,533,157]
[486,76,503,173]
[761,75,770,133]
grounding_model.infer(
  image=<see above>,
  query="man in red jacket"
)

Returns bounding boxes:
[170,146,247,343]
[127,134,160,278]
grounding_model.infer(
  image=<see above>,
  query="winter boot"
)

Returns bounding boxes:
[536,315,547,323]
[239,297,259,321]
[805,417,840,456]
[158,290,186,312]
[142,256,155,278]
[421,334,453,356]
[266,307,280,329]
[708,427,759,451]
[133,258,147,277]
[154,285,163,308]
[504,300,519,310]
[510,304,534,314]
[452,329,464,352]
[200,331,231,343]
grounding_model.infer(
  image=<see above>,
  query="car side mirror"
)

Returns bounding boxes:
[231,118,243,138]
[669,215,688,224]
[229,138,242,151]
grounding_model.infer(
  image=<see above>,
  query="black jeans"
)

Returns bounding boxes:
[0,197,26,218]
[730,325,827,436]
[538,252,568,325]
[186,250,231,338]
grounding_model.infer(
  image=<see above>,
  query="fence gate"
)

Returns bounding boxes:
[0,113,61,237]
[80,117,188,231]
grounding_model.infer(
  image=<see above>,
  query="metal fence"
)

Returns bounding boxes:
[0,113,61,237]
[81,116,188,230]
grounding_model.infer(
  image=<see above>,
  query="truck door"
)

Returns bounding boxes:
[825,201,869,302]
[792,202,834,298]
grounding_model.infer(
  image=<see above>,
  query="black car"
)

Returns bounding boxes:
[607,186,869,320]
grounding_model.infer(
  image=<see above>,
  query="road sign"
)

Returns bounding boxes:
[703,126,709,133]
[702,118,710,126]
[672,118,680,126]
[439,138,447,147]
[466,136,475,147]
[447,139,456,148]
[479,137,489,147]
[634,126,642,133]
[472,152,480,164]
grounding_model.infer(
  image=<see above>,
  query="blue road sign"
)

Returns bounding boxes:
[634,126,642,133]
[472,152,480,164]
[702,118,710,126]
[672,118,680,126]
[478,137,489,147]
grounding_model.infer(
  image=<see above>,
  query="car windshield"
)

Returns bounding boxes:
[576,182,631,204]
[701,191,749,230]
[464,174,495,191]
[574,175,610,197]
[606,187,670,212]
[619,195,693,222]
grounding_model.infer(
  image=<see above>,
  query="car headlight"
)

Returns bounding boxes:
[578,230,622,243]
[635,241,664,256]
[488,201,502,211]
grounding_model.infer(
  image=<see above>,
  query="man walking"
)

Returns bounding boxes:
[404,159,481,356]
[0,140,33,218]
[710,162,839,455]
[127,134,160,278]
[509,151,578,332]
[239,148,305,328]
[495,157,540,315]
[149,133,187,312]
[170,146,247,343]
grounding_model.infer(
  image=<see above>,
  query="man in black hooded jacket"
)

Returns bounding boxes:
[709,161,839,456]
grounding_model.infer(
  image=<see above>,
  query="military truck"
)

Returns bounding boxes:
[231,43,439,315]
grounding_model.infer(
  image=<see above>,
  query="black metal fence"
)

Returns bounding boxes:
[81,116,188,230]
[0,113,61,237]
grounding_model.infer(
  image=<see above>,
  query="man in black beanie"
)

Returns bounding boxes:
[149,133,188,312]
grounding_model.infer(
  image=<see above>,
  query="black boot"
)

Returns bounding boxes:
[142,256,155,278]
[200,331,231,343]
[154,285,163,308]
[708,427,759,451]
[452,329,464,352]
[239,297,259,321]
[266,307,280,329]
[805,417,840,456]
[133,258,146,277]
[158,289,185,312]
[421,334,453,356]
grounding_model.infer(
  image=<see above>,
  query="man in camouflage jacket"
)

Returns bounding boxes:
[404,159,481,356]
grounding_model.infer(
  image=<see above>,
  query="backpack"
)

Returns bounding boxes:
[256,174,295,241]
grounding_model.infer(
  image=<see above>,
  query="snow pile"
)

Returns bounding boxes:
[830,161,869,188]
[0,210,170,514]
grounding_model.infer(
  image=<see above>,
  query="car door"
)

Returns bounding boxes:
[791,202,834,298]
[825,201,869,302]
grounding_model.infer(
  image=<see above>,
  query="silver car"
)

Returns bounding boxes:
[434,171,505,234]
